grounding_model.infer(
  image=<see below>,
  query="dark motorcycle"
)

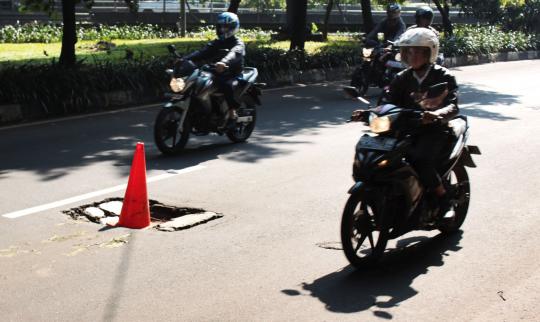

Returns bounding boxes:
[154,45,264,155]
[341,84,481,268]
[344,41,405,100]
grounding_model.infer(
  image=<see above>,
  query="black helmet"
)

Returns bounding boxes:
[415,6,434,25]
[387,3,401,14]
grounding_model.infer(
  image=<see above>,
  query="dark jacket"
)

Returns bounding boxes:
[366,18,406,43]
[385,64,459,124]
[184,36,245,75]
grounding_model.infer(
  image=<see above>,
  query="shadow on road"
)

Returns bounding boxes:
[0,83,358,181]
[458,83,520,121]
[283,231,463,319]
[101,232,137,322]
[0,79,522,182]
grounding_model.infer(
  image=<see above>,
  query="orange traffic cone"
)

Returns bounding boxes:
[117,142,151,229]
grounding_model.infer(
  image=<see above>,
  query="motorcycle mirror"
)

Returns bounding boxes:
[426,82,448,99]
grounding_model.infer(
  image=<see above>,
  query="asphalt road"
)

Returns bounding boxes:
[1,60,539,321]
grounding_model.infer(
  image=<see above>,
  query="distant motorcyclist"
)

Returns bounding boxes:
[183,12,245,128]
[364,3,406,48]
[353,28,458,221]
[407,6,439,37]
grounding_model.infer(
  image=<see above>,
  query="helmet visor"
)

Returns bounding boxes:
[216,24,233,37]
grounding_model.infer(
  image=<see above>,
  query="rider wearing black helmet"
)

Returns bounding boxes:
[183,12,245,128]
[407,6,439,37]
[365,3,406,47]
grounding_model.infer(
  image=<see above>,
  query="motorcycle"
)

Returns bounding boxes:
[341,83,481,268]
[154,45,264,155]
[344,41,406,101]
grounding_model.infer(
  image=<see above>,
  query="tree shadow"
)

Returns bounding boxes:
[0,78,523,182]
[457,82,520,121]
[0,83,359,181]
[282,231,463,319]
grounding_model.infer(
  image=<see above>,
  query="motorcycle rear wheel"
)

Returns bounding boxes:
[226,104,257,143]
[154,108,191,155]
[341,191,388,268]
[439,165,470,234]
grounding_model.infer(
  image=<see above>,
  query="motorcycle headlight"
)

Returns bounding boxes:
[369,116,391,133]
[169,77,185,93]
[362,48,373,58]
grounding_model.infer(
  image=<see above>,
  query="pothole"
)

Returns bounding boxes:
[62,198,223,232]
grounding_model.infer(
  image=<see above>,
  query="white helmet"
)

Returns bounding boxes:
[396,28,439,64]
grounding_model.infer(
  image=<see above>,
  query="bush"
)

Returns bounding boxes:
[0,59,168,116]
[440,24,538,56]
[0,22,276,44]
[0,40,361,118]
[501,0,540,33]
[0,22,183,43]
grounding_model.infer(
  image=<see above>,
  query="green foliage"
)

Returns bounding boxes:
[500,0,540,33]
[2,23,539,119]
[0,22,276,44]
[0,22,185,43]
[0,59,168,115]
[0,33,360,117]
[440,24,538,56]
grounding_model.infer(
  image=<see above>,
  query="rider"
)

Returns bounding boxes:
[353,28,459,221]
[364,3,406,48]
[407,6,439,37]
[183,12,245,128]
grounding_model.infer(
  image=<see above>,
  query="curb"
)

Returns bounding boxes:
[1,50,539,127]
[443,50,540,68]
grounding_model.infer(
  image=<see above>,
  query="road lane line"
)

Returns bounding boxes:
[2,165,205,219]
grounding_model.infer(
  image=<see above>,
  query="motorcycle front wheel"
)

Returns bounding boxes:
[350,67,369,97]
[341,191,389,268]
[226,104,257,143]
[154,108,191,155]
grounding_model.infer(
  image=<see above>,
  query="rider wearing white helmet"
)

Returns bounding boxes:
[183,12,245,128]
[387,28,459,221]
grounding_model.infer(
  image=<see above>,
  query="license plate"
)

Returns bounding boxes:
[357,135,397,151]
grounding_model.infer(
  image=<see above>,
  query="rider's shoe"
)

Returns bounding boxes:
[437,193,455,225]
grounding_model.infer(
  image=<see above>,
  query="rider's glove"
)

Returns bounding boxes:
[216,62,228,73]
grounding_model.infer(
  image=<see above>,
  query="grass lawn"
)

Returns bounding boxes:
[0,36,358,65]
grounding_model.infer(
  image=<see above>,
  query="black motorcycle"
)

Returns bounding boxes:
[341,84,481,268]
[154,45,264,155]
[344,41,405,100]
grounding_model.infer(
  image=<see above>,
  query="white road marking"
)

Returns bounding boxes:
[1,165,205,219]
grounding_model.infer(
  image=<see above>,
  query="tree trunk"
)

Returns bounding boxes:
[180,0,186,37]
[228,0,241,13]
[360,0,374,33]
[288,0,307,50]
[322,0,334,41]
[59,0,76,66]
[433,0,453,36]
